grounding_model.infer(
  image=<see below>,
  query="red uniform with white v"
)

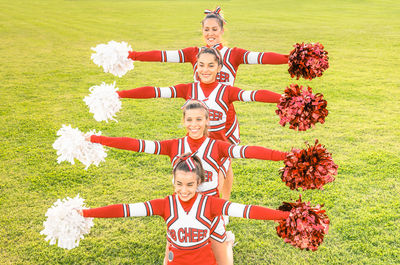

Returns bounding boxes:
[117,80,281,143]
[82,193,290,265]
[128,43,288,144]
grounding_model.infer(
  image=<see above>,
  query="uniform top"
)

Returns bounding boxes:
[117,81,281,143]
[90,135,287,196]
[82,193,290,265]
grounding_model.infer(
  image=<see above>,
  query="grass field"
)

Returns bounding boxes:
[1,0,400,264]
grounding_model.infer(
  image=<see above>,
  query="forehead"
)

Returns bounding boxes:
[203,18,221,28]
[174,170,198,182]
[198,52,218,63]
[184,108,207,118]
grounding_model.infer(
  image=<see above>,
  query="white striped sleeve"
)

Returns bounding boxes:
[126,203,148,217]
[227,202,251,218]
[237,90,257,102]
[243,51,264,64]
[137,140,162,154]
[227,145,247,158]
[155,87,177,98]
[165,50,185,63]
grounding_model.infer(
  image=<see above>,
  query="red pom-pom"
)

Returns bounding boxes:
[276,84,328,131]
[276,195,329,251]
[280,140,337,190]
[288,42,329,80]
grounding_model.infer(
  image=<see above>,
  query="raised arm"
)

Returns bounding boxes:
[216,140,288,161]
[82,198,166,218]
[128,47,199,64]
[226,85,282,104]
[209,196,289,220]
[231,47,289,66]
[116,83,190,99]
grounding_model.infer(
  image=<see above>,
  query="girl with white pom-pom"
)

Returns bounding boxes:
[74,155,328,264]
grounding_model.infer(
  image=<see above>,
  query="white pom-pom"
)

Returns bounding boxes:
[91,41,134,77]
[52,125,107,169]
[40,194,94,250]
[83,82,121,122]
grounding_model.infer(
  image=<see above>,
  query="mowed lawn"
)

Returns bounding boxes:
[1,0,399,264]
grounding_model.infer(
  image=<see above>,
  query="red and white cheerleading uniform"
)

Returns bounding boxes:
[128,44,288,144]
[82,193,290,265]
[90,134,287,243]
[117,80,281,144]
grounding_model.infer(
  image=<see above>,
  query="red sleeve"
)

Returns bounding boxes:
[248,205,290,220]
[117,86,156,99]
[215,140,287,161]
[90,135,176,157]
[83,204,124,218]
[230,47,288,65]
[181,47,200,64]
[227,86,281,103]
[149,198,168,218]
[90,135,140,151]
[128,50,162,62]
[262,53,289,64]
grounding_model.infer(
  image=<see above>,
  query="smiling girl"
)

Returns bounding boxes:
[79,154,291,265]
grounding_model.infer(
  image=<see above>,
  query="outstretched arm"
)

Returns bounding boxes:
[227,85,281,104]
[232,47,289,65]
[116,83,190,99]
[89,135,174,156]
[82,198,166,218]
[210,196,289,220]
[216,140,288,161]
[128,47,199,64]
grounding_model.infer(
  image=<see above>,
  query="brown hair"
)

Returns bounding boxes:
[197,47,223,66]
[173,153,205,184]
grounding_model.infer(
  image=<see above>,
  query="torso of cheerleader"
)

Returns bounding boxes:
[164,193,217,265]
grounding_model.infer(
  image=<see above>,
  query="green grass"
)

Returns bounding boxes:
[1,0,400,264]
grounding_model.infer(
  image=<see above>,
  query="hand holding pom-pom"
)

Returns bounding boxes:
[276,195,329,251]
[40,195,94,250]
[280,140,337,190]
[83,82,122,122]
[52,125,107,169]
[288,42,329,80]
[91,41,134,77]
[276,84,328,131]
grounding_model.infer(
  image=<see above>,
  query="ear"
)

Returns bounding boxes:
[217,63,222,72]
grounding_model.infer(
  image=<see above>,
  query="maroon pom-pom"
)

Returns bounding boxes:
[280,140,337,190]
[276,195,329,251]
[288,42,329,80]
[276,84,328,131]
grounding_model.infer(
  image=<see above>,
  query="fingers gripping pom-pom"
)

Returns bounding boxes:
[52,125,107,169]
[288,42,329,80]
[84,82,122,122]
[40,195,94,250]
[276,84,328,131]
[91,41,134,77]
[276,195,329,251]
[281,140,337,190]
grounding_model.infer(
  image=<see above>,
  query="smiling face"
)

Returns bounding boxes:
[202,18,224,47]
[183,107,209,139]
[174,170,199,202]
[197,52,222,84]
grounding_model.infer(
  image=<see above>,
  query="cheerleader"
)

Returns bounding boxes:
[117,47,283,201]
[87,100,288,265]
[79,154,291,265]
